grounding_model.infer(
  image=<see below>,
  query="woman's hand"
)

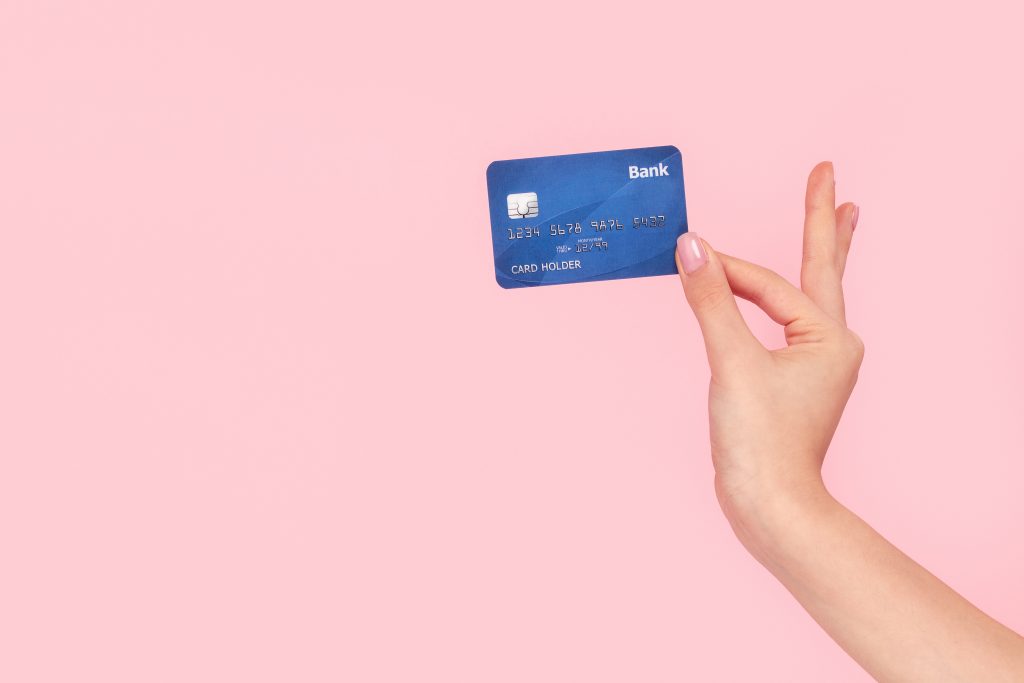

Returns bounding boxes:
[675,161,861,523]
[677,162,1024,683]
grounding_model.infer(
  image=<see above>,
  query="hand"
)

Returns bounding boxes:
[677,163,1024,682]
[675,161,861,524]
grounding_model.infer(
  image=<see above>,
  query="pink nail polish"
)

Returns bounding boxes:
[677,233,708,274]
[852,204,860,231]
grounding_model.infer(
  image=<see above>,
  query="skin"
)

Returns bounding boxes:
[676,161,1024,682]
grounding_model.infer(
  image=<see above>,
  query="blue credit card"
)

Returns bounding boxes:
[486,145,687,288]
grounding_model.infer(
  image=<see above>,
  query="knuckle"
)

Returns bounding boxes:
[746,277,776,311]
[842,329,866,363]
[690,282,732,313]
[801,247,839,270]
[785,318,830,345]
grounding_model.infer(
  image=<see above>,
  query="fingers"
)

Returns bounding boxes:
[676,233,762,372]
[717,252,829,331]
[835,201,858,277]
[801,161,846,324]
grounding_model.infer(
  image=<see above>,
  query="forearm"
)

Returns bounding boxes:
[721,479,1024,683]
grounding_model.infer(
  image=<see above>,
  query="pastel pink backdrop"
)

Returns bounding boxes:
[1,1,1022,681]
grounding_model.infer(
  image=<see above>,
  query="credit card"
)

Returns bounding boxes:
[486,145,687,288]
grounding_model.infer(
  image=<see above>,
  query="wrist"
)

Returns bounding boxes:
[715,474,842,567]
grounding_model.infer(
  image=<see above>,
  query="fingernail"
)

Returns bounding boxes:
[851,204,860,231]
[677,232,708,274]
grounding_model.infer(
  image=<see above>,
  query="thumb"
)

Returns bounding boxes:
[676,233,760,372]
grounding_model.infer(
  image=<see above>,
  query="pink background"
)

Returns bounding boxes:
[1,1,1022,681]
